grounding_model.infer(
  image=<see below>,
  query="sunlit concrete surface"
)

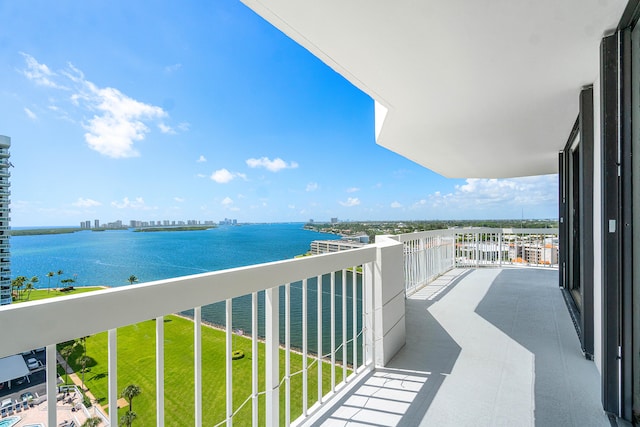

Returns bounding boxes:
[310,268,609,427]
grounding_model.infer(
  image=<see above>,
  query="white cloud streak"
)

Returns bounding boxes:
[246,157,298,172]
[306,182,318,192]
[111,197,155,210]
[24,108,37,120]
[197,155,207,163]
[72,197,102,208]
[339,197,361,207]
[20,52,66,89]
[158,123,176,134]
[21,54,171,158]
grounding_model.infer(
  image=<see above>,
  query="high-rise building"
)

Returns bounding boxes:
[94,219,100,228]
[0,136,11,306]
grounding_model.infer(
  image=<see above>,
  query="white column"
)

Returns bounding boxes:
[156,317,164,427]
[352,268,358,372]
[285,283,291,427]
[226,299,233,426]
[194,307,202,427]
[46,343,57,427]
[342,269,347,383]
[265,287,279,426]
[371,235,406,366]
[330,272,335,393]
[252,292,258,425]
[108,329,118,427]
[317,275,323,403]
[301,280,308,416]
[363,262,374,366]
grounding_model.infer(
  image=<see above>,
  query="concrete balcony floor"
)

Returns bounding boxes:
[310,268,609,427]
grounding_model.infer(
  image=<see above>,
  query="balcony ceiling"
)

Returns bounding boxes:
[241,0,628,178]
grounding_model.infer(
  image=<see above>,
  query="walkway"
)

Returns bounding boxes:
[309,268,609,426]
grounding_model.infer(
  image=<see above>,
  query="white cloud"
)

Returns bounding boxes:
[246,157,298,172]
[197,155,207,163]
[20,52,66,89]
[414,175,558,215]
[24,108,37,120]
[80,84,166,158]
[306,182,318,192]
[346,187,360,193]
[288,204,295,209]
[177,122,190,132]
[196,173,207,178]
[211,168,235,184]
[111,197,155,210]
[158,123,176,134]
[21,54,169,158]
[165,63,182,73]
[390,201,403,208]
[236,173,248,181]
[339,197,361,207]
[72,197,102,208]
[221,197,233,206]
[174,197,185,203]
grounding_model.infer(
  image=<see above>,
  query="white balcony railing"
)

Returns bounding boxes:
[0,236,405,427]
[391,227,559,295]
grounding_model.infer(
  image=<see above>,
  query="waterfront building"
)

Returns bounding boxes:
[94,219,99,228]
[0,136,9,306]
[310,238,367,255]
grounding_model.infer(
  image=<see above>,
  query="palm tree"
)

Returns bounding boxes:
[60,345,73,384]
[77,355,90,391]
[81,417,101,427]
[56,269,64,289]
[75,335,90,390]
[24,282,33,301]
[121,384,141,413]
[119,410,137,427]
[46,271,54,292]
[27,276,38,300]
[127,275,138,285]
[11,276,26,300]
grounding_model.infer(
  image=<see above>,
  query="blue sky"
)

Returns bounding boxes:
[0,1,557,227]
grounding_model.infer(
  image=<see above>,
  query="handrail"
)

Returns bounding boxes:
[391,227,559,295]
[0,245,376,358]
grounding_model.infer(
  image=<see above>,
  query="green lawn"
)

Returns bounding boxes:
[13,287,104,303]
[14,285,343,425]
[60,315,341,426]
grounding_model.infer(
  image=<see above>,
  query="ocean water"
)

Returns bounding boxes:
[11,223,335,288]
[11,223,362,357]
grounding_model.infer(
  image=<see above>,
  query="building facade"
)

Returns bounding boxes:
[0,136,10,306]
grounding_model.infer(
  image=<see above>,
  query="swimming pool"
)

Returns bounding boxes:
[0,416,20,427]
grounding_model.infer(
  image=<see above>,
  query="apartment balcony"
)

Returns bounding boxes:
[0,228,608,427]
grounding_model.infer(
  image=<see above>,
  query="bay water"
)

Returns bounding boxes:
[11,223,363,358]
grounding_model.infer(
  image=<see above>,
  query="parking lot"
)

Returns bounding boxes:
[0,348,47,405]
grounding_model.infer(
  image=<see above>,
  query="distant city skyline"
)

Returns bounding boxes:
[0,2,558,227]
